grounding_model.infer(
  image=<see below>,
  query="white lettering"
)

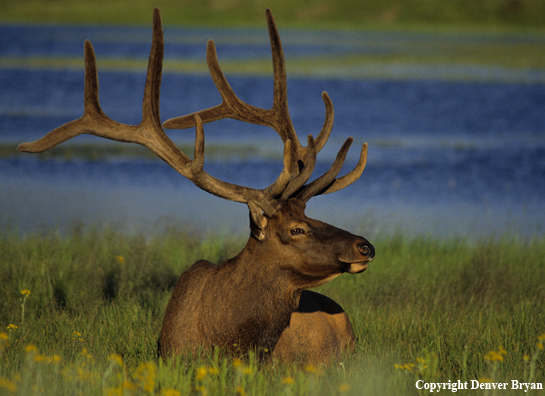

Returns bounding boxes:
[416,380,424,390]
[471,380,479,389]
[511,381,543,392]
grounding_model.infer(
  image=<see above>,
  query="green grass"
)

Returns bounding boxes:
[0,228,544,395]
[1,0,545,31]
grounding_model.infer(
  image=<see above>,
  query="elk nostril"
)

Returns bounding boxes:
[358,243,375,259]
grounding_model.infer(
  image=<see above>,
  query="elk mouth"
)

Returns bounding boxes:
[338,257,372,274]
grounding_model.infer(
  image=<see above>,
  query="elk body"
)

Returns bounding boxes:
[18,8,375,364]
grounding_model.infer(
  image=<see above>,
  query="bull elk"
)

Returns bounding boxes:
[18,8,375,364]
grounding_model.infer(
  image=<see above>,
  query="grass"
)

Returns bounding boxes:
[1,0,545,31]
[0,227,544,395]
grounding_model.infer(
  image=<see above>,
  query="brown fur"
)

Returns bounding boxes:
[272,290,356,364]
[160,200,373,363]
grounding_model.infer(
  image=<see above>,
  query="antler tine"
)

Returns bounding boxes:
[298,141,368,202]
[163,9,338,163]
[17,40,144,153]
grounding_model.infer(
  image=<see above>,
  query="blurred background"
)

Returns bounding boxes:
[1,0,544,240]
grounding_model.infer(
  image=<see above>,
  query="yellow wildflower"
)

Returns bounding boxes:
[282,376,295,385]
[161,389,181,396]
[480,377,493,383]
[207,367,219,375]
[81,348,93,360]
[233,358,244,368]
[76,368,94,381]
[115,256,125,265]
[50,355,62,364]
[236,385,246,396]
[0,332,8,341]
[305,364,321,374]
[0,377,18,392]
[538,342,543,350]
[134,361,157,393]
[33,354,48,363]
[108,353,123,366]
[484,350,504,362]
[20,289,31,296]
[6,324,17,332]
[196,367,208,380]
[122,380,139,392]
[523,355,530,361]
[339,382,350,393]
[104,387,123,396]
[25,344,37,353]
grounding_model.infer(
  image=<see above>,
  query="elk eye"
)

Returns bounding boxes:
[290,228,305,236]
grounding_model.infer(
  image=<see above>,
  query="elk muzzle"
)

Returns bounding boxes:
[339,239,375,274]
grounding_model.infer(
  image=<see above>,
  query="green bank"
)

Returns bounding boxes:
[0,230,543,394]
[2,0,545,31]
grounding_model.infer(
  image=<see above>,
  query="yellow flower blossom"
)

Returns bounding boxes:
[484,350,505,362]
[305,364,322,374]
[21,289,31,296]
[33,354,48,363]
[104,387,123,396]
[161,389,181,396]
[523,355,530,361]
[72,331,84,342]
[76,368,94,381]
[25,344,37,353]
[233,358,244,368]
[394,363,415,371]
[207,367,219,375]
[0,377,18,392]
[115,256,125,265]
[339,382,350,393]
[122,380,139,392]
[282,376,295,385]
[50,355,62,364]
[108,353,123,366]
[236,385,246,396]
[6,324,17,332]
[196,367,208,380]
[134,361,157,393]
[0,332,8,342]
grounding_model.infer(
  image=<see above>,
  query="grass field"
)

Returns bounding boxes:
[0,228,544,395]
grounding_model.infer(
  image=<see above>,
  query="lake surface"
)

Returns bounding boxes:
[1,24,544,240]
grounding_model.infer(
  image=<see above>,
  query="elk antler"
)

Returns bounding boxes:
[17,8,302,225]
[163,8,368,203]
[163,9,332,174]
[17,8,368,238]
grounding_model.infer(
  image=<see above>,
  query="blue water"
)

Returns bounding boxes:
[1,24,544,239]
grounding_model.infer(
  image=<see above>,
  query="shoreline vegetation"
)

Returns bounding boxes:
[0,229,544,394]
[1,0,545,33]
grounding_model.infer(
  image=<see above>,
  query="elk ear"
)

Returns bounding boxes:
[248,202,268,241]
